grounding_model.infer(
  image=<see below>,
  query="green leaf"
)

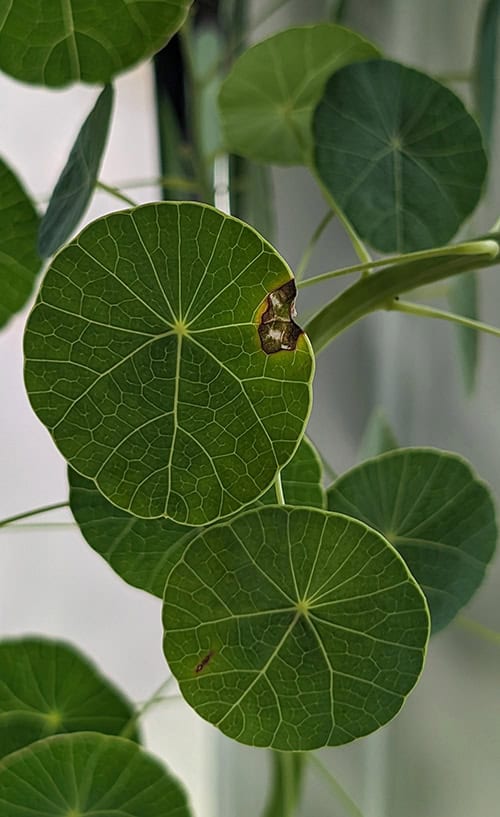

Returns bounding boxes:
[0,732,192,817]
[162,505,430,750]
[0,159,41,329]
[314,59,488,252]
[305,239,499,353]
[475,0,500,151]
[38,85,114,258]
[0,0,192,87]
[448,271,479,393]
[69,437,325,598]
[262,752,305,817]
[0,637,138,759]
[25,201,314,525]
[327,448,497,632]
[218,24,380,166]
[359,408,398,460]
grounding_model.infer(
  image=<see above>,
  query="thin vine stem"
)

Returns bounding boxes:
[308,754,365,817]
[95,181,137,207]
[296,240,495,290]
[120,676,177,739]
[0,502,69,528]
[311,169,372,267]
[391,299,500,339]
[295,211,334,282]
[99,175,199,193]
[456,616,500,647]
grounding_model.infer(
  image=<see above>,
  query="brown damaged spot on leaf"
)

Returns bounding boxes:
[195,650,214,674]
[258,279,303,354]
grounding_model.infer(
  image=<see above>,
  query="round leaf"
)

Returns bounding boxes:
[314,59,487,252]
[0,159,41,329]
[69,437,325,598]
[0,0,192,87]
[162,506,430,750]
[327,448,497,632]
[25,202,314,525]
[218,24,379,165]
[0,638,138,759]
[0,732,192,817]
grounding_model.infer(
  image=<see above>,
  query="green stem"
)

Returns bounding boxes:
[311,168,372,267]
[103,175,199,193]
[391,299,500,339]
[0,502,69,528]
[274,471,286,505]
[435,71,473,83]
[295,211,334,282]
[308,754,365,817]
[95,181,137,207]
[456,616,500,647]
[180,22,213,204]
[120,676,176,739]
[297,240,495,290]
[0,522,77,532]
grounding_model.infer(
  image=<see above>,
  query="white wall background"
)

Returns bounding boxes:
[1,2,499,817]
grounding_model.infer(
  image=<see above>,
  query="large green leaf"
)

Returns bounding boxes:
[0,638,138,759]
[218,24,379,165]
[25,202,314,525]
[38,85,114,258]
[475,0,500,152]
[314,59,487,252]
[69,437,325,598]
[0,159,41,329]
[0,0,192,87]
[327,449,497,632]
[162,506,430,750]
[0,732,192,817]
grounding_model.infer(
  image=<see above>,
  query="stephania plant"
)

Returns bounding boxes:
[0,2,499,815]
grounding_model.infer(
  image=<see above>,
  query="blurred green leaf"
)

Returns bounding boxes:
[163,505,429,750]
[0,733,192,817]
[0,0,192,87]
[69,437,325,598]
[219,24,379,165]
[327,448,497,632]
[359,408,398,460]
[0,637,138,758]
[0,159,41,329]
[475,0,500,151]
[448,271,479,393]
[38,85,114,258]
[314,60,487,252]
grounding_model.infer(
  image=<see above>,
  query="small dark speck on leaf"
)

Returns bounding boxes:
[259,279,303,354]
[195,650,214,673]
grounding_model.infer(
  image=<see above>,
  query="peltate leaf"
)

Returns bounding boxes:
[38,84,114,258]
[0,158,41,329]
[162,505,430,750]
[327,448,497,632]
[0,733,192,817]
[314,59,487,252]
[69,437,325,598]
[0,637,138,758]
[0,0,192,87]
[25,201,314,525]
[218,24,380,165]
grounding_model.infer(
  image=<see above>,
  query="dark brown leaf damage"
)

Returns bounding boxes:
[258,279,303,354]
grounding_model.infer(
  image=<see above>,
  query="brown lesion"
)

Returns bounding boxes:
[258,279,303,354]
[195,650,214,674]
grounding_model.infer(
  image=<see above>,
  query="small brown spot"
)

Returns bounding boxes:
[195,650,214,674]
[258,279,303,354]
